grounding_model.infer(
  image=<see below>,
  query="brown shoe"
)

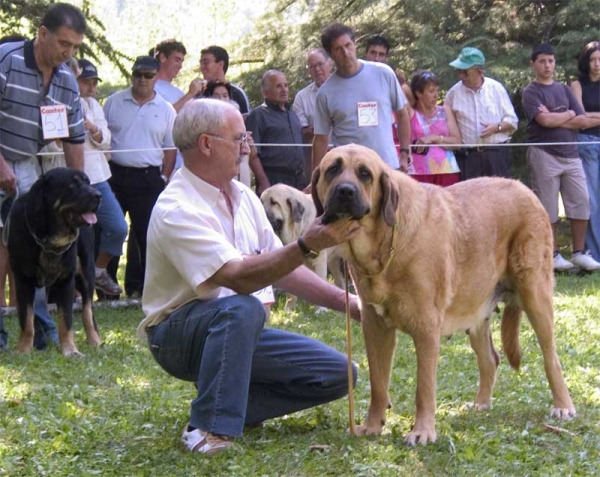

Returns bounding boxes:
[95,270,123,295]
[181,425,234,455]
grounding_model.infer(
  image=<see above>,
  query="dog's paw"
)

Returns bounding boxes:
[463,401,491,411]
[551,406,576,420]
[404,427,437,446]
[354,421,384,436]
[16,339,34,354]
[61,346,85,358]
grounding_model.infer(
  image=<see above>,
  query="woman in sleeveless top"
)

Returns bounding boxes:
[571,41,600,261]
[407,71,462,186]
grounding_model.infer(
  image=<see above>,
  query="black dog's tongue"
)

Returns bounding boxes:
[81,212,97,225]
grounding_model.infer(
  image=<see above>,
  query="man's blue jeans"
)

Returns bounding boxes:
[147,295,357,437]
[578,133,600,261]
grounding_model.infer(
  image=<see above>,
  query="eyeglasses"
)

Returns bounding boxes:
[132,71,157,79]
[420,71,436,79]
[307,61,326,71]
[205,133,248,148]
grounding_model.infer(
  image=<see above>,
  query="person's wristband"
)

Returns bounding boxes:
[297,237,319,259]
[160,174,168,183]
[400,148,410,155]
[497,123,502,132]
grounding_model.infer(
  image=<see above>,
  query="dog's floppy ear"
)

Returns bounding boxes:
[310,167,324,217]
[22,173,51,240]
[287,198,305,224]
[380,171,399,227]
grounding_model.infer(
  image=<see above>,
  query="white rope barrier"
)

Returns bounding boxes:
[35,140,600,156]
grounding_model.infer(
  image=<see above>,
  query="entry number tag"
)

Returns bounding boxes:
[357,101,379,127]
[252,285,275,305]
[40,104,69,140]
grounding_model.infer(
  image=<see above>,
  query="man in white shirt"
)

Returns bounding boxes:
[103,55,176,297]
[139,98,361,455]
[445,47,518,180]
[293,48,332,181]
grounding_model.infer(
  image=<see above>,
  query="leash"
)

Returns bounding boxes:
[344,259,356,435]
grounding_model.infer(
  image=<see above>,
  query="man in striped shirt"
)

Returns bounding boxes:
[0,3,86,350]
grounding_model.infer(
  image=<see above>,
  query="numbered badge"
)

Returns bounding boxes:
[357,101,379,127]
[40,104,69,140]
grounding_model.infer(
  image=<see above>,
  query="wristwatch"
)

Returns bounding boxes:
[160,174,168,183]
[497,123,502,132]
[297,237,319,259]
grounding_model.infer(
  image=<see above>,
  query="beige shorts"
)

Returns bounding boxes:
[527,146,590,222]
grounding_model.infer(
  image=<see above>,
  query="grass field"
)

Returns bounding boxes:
[1,261,599,476]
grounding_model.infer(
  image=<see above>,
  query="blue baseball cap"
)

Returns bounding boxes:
[449,47,485,69]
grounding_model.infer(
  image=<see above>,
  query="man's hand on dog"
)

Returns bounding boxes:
[302,217,362,254]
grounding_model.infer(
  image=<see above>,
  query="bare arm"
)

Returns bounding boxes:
[205,217,361,295]
[161,149,176,179]
[396,106,411,170]
[535,109,576,128]
[0,153,16,194]
[311,133,329,171]
[62,142,84,171]
[571,80,600,124]
[275,265,361,320]
[249,154,270,196]
[172,79,205,113]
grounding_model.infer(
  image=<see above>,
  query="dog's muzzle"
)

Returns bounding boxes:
[322,182,370,224]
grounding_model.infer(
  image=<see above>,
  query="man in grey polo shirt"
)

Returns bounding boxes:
[245,70,306,195]
[103,55,176,298]
[0,3,86,350]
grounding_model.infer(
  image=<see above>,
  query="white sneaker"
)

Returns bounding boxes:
[571,250,600,271]
[181,425,233,455]
[553,253,574,272]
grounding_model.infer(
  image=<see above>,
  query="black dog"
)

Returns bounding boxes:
[7,168,102,356]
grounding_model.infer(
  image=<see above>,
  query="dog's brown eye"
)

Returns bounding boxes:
[325,158,342,180]
[358,165,372,182]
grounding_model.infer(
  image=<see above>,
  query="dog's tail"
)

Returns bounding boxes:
[501,303,523,370]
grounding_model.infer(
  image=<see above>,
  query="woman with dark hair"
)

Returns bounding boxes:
[571,41,600,261]
[408,70,461,186]
[203,80,233,102]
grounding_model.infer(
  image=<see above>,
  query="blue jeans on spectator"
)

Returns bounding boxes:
[578,133,600,261]
[93,180,128,257]
[147,295,356,437]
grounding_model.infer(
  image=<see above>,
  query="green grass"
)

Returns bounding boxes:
[1,270,600,476]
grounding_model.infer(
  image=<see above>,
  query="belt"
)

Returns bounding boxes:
[459,142,509,154]
[111,163,160,173]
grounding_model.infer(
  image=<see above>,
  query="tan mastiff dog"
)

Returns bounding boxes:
[261,184,346,307]
[311,144,576,446]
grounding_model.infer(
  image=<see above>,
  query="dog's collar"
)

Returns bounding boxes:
[25,212,77,255]
[349,224,397,278]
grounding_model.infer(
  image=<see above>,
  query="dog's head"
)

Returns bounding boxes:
[311,145,399,227]
[26,168,102,241]
[260,183,316,244]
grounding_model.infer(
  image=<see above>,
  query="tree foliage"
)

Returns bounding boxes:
[0,0,131,77]
[234,0,600,105]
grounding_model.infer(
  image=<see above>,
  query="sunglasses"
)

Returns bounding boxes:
[132,71,157,79]
[420,71,436,80]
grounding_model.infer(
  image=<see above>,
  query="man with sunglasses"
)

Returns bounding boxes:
[103,55,176,298]
[139,98,361,455]
[445,47,518,180]
[0,3,86,350]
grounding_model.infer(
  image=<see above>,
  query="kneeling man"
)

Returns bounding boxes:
[138,99,361,455]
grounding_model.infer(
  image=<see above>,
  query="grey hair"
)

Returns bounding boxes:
[261,69,284,90]
[307,48,329,61]
[173,98,237,152]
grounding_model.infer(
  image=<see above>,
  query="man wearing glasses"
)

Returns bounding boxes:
[445,47,518,180]
[139,98,361,454]
[103,55,176,298]
[293,49,332,181]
